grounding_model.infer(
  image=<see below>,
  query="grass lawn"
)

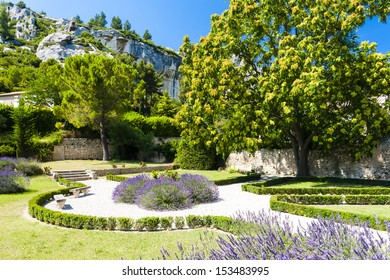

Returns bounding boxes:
[121,169,247,181]
[0,175,223,260]
[41,160,171,171]
[311,205,390,218]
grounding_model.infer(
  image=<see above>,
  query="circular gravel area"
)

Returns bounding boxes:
[43,178,318,231]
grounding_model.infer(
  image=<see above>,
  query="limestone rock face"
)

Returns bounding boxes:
[93,30,181,99]
[7,5,38,40]
[36,32,90,62]
[4,4,182,99]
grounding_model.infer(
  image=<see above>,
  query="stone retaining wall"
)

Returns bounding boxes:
[226,137,390,180]
[52,138,113,161]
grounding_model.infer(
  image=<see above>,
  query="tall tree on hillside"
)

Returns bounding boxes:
[54,54,140,160]
[111,16,122,30]
[124,20,131,31]
[88,11,107,28]
[0,5,11,40]
[178,0,390,176]
[143,29,152,41]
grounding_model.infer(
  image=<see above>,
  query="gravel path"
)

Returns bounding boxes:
[44,178,318,231]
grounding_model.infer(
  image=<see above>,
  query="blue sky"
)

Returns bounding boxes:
[22,0,390,53]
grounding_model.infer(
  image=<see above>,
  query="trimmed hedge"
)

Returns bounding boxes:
[28,186,238,232]
[243,176,390,231]
[270,196,389,231]
[107,173,261,185]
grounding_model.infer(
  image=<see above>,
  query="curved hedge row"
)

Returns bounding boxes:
[243,177,390,231]
[27,178,238,232]
[107,173,261,186]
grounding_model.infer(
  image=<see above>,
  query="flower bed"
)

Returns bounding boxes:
[112,173,219,211]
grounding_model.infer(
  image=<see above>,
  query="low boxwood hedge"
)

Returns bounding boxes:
[28,185,238,232]
[107,173,261,185]
[243,176,390,231]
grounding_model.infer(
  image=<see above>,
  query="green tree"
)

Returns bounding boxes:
[143,29,152,41]
[111,16,122,30]
[124,20,131,31]
[0,5,11,40]
[88,11,107,28]
[54,54,139,161]
[24,59,64,107]
[75,15,83,24]
[151,91,180,118]
[13,105,34,158]
[178,0,390,176]
[134,60,163,116]
[15,1,26,9]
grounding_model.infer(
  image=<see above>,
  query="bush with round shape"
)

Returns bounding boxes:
[0,169,29,194]
[135,178,192,211]
[112,174,150,203]
[180,174,219,204]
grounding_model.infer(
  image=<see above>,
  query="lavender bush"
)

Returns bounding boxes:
[161,211,390,260]
[112,173,220,211]
[0,169,30,193]
[135,178,192,210]
[0,157,17,170]
[180,174,219,204]
[112,174,150,203]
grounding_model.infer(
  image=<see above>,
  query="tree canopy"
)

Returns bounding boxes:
[54,54,140,160]
[178,0,390,176]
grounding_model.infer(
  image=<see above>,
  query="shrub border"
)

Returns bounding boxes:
[28,177,239,233]
[242,177,390,231]
[106,173,261,185]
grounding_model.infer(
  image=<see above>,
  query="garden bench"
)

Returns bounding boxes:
[69,186,91,198]
[53,194,66,209]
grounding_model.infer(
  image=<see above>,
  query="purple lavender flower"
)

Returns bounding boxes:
[135,177,192,211]
[0,157,17,170]
[112,174,150,203]
[180,174,219,203]
[160,210,390,260]
[0,169,29,193]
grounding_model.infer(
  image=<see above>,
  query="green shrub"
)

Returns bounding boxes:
[174,216,185,229]
[155,140,179,163]
[186,215,205,229]
[95,217,108,230]
[160,217,173,230]
[0,145,15,157]
[134,218,147,231]
[145,116,180,137]
[117,217,134,231]
[176,139,216,170]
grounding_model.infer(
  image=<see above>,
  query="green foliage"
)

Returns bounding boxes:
[160,216,173,230]
[151,91,181,118]
[56,54,139,160]
[174,216,185,229]
[108,120,155,160]
[242,176,390,231]
[111,16,122,30]
[122,111,180,137]
[15,1,26,9]
[0,144,15,156]
[24,59,64,107]
[178,0,390,176]
[123,20,131,31]
[88,11,107,28]
[143,29,152,41]
[117,217,134,231]
[13,105,34,158]
[0,5,11,40]
[0,104,14,132]
[155,140,179,163]
[176,137,216,170]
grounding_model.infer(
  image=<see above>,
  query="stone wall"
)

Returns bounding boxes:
[52,138,113,161]
[226,137,390,180]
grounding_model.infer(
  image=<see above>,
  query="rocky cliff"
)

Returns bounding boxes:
[3,4,181,99]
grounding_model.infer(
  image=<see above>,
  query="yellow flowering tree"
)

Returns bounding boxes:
[178,0,390,176]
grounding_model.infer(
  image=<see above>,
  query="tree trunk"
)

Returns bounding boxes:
[99,119,110,161]
[287,129,313,177]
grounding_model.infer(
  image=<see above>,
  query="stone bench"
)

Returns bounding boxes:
[53,194,66,209]
[69,186,91,198]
